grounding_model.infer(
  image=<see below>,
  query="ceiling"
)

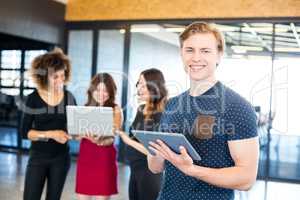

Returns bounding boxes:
[51,0,300,57]
[132,22,300,58]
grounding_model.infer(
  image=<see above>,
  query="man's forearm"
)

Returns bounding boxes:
[187,165,257,191]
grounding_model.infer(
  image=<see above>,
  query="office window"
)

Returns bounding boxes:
[1,50,21,69]
[67,30,93,154]
[23,50,47,90]
[268,23,300,181]
[97,29,125,105]
[67,30,93,106]
[127,24,187,125]
[24,50,47,69]
[0,70,20,87]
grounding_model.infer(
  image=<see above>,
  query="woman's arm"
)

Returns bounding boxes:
[27,130,49,141]
[113,106,123,131]
[28,130,70,144]
[118,130,149,155]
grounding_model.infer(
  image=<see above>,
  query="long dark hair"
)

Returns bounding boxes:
[85,73,117,107]
[139,68,168,119]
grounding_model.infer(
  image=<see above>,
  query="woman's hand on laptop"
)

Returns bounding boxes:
[97,136,115,146]
[83,132,99,144]
[83,133,115,146]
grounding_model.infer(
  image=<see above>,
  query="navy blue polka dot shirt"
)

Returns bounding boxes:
[157,81,258,200]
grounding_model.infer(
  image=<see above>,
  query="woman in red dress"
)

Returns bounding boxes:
[75,73,123,200]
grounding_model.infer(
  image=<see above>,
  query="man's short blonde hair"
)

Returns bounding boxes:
[179,22,225,53]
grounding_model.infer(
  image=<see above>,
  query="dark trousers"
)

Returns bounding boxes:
[129,166,162,200]
[23,151,70,200]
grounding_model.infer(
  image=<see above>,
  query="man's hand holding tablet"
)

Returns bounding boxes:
[132,130,201,161]
[148,139,195,176]
[131,130,201,176]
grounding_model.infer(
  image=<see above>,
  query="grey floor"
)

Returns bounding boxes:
[0,151,130,200]
[1,151,300,200]
[2,126,300,182]
[1,126,300,200]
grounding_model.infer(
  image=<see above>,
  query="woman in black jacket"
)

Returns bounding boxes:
[20,49,76,200]
[118,68,168,200]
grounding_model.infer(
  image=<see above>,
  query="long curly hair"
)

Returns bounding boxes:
[30,48,71,90]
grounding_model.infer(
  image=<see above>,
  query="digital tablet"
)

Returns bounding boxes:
[132,130,201,161]
[67,106,114,136]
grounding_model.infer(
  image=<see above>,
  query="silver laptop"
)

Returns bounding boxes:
[67,105,114,136]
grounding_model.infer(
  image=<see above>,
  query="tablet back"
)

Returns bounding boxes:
[132,130,201,161]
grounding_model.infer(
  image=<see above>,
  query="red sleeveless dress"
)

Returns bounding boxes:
[75,138,118,195]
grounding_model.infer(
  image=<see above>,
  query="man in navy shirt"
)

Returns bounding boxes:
[147,22,259,200]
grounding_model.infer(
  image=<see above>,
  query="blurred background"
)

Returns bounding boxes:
[0,0,300,199]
